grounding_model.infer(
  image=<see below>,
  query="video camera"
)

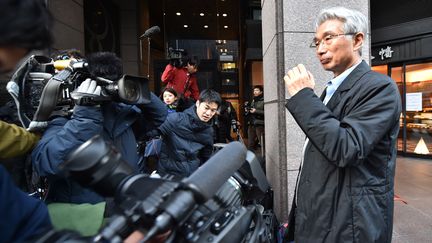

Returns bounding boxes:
[36,135,277,242]
[7,55,151,130]
[167,47,187,68]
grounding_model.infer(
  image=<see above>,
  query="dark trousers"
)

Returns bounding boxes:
[247,125,265,151]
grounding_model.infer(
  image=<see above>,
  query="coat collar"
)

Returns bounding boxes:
[334,60,370,92]
[325,60,370,108]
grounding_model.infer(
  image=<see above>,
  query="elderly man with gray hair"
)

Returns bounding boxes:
[283,6,401,243]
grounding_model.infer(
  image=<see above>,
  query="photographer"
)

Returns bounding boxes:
[0,0,54,241]
[161,56,200,106]
[246,85,265,152]
[214,99,239,143]
[31,52,167,234]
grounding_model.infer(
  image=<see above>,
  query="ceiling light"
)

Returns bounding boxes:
[222,13,227,17]
[183,24,188,28]
[217,13,220,16]
[204,25,209,28]
[200,13,205,16]
[176,12,181,16]
[224,25,228,29]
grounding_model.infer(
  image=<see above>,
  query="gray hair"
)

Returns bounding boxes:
[315,7,367,55]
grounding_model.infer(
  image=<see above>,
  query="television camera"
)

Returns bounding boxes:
[167,47,187,68]
[36,136,277,242]
[7,55,151,130]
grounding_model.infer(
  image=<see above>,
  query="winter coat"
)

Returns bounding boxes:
[32,93,167,204]
[0,120,39,159]
[249,95,264,126]
[157,106,213,177]
[285,61,401,243]
[161,64,200,100]
[0,165,52,242]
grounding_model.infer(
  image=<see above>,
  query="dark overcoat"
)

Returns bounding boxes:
[286,61,402,243]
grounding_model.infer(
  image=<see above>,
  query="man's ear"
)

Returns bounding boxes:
[353,32,364,52]
[196,100,200,107]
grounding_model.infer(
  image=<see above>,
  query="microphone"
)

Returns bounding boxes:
[184,141,247,201]
[143,141,247,242]
[139,26,160,39]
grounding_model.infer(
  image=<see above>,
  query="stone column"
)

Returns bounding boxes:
[261,0,370,221]
[48,0,85,53]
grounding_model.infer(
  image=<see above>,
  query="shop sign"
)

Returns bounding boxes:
[378,46,394,60]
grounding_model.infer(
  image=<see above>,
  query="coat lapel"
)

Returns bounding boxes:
[326,60,371,110]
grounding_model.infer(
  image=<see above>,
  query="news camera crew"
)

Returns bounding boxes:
[246,85,265,152]
[0,0,54,242]
[147,89,221,178]
[214,99,239,143]
[31,52,167,234]
[161,54,200,108]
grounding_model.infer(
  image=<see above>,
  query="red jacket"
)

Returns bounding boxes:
[161,64,200,100]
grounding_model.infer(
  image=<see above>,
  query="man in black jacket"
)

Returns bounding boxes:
[155,89,221,177]
[283,7,401,243]
[246,85,265,152]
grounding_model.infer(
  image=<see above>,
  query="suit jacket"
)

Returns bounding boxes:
[286,61,402,243]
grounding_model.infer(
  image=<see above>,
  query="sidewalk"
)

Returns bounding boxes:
[393,156,432,243]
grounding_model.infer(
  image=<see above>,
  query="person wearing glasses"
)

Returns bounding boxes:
[283,7,401,243]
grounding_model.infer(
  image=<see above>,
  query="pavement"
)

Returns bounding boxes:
[393,156,432,243]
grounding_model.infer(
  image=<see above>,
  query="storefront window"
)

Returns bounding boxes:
[404,63,432,155]
[371,65,388,75]
[374,62,432,156]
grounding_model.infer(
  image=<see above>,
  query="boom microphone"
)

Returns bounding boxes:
[143,141,247,242]
[139,26,160,39]
[184,141,247,201]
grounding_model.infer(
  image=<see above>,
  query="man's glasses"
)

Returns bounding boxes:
[310,33,356,49]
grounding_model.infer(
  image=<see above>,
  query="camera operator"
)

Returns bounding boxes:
[31,52,167,234]
[161,55,200,108]
[0,0,54,242]
[246,85,265,153]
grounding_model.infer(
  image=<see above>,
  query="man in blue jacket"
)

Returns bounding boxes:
[32,52,167,204]
[155,89,221,177]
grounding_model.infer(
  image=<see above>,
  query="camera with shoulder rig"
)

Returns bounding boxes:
[35,136,278,243]
[7,54,151,131]
[167,47,187,68]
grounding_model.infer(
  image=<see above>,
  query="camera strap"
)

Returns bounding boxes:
[182,74,191,96]
[29,77,64,131]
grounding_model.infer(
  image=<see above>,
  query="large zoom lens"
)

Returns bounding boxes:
[59,135,135,197]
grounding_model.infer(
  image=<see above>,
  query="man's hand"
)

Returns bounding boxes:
[250,108,256,113]
[284,64,315,97]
